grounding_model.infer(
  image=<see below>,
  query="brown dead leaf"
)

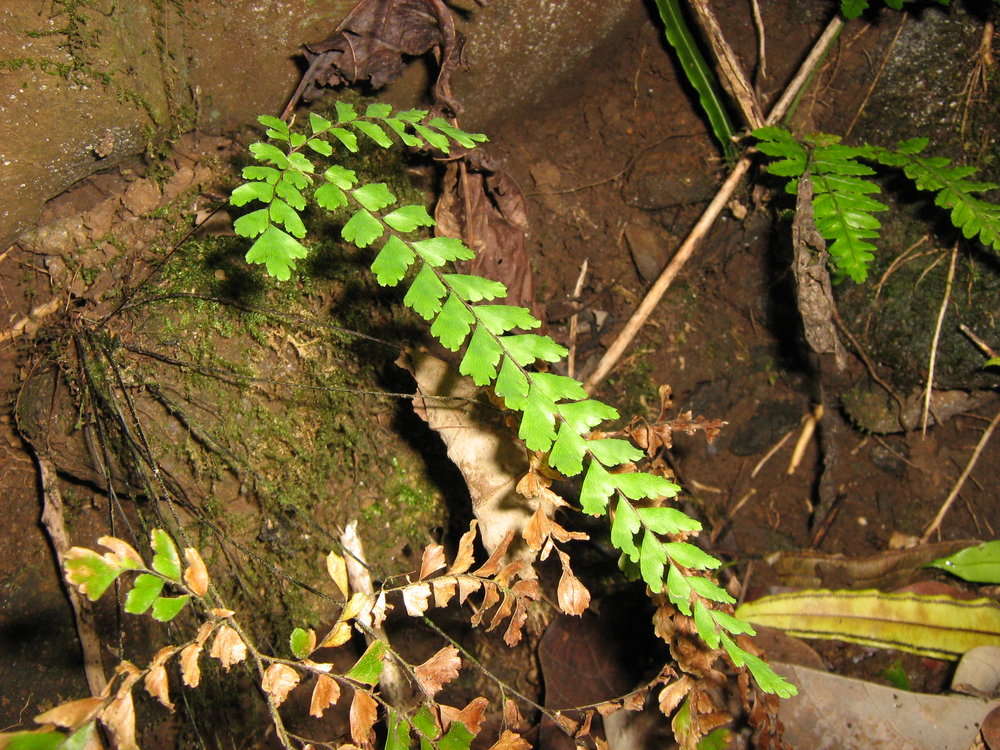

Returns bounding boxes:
[503,697,525,730]
[449,521,479,574]
[473,531,516,578]
[310,674,342,718]
[194,621,215,646]
[487,730,532,750]
[488,592,515,631]
[414,646,462,697]
[658,676,692,717]
[262,663,301,707]
[209,608,235,618]
[595,701,621,717]
[403,582,431,616]
[183,547,209,597]
[547,519,589,544]
[458,576,482,604]
[404,350,531,555]
[432,576,457,608]
[472,583,501,627]
[350,688,379,748]
[180,643,202,688]
[320,621,353,649]
[98,536,143,568]
[523,507,549,551]
[436,156,535,312]
[99,690,139,750]
[327,551,350,598]
[144,665,174,711]
[419,543,447,580]
[284,0,462,117]
[504,599,529,647]
[556,550,590,616]
[210,625,247,671]
[623,692,645,712]
[553,713,579,735]
[34,697,104,729]
[441,696,489,734]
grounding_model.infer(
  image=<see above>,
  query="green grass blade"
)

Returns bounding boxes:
[652,0,737,160]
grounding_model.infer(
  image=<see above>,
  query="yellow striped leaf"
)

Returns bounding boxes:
[736,588,1000,660]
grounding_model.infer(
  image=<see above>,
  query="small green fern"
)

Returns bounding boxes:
[231,105,795,698]
[754,126,1000,282]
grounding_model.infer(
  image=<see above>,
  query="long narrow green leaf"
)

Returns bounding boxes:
[736,588,1000,659]
[652,0,737,160]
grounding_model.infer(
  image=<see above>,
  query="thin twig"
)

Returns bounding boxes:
[689,0,765,129]
[749,0,767,88]
[959,323,998,359]
[567,259,589,379]
[751,429,794,478]
[33,450,108,696]
[584,15,846,390]
[921,245,958,435]
[921,406,1000,542]
[787,404,823,475]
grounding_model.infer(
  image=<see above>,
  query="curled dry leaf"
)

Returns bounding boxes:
[504,600,529,647]
[100,690,139,750]
[350,688,379,748]
[209,608,235,618]
[419,543,447,580]
[556,550,590,616]
[180,643,202,688]
[403,582,431,616]
[473,531,516,578]
[98,536,143,568]
[144,664,174,711]
[210,625,247,671]
[284,0,462,116]
[183,547,209,597]
[194,621,216,646]
[34,697,104,729]
[503,698,525,730]
[262,663,301,707]
[487,729,532,750]
[523,507,548,551]
[320,621,353,649]
[327,551,350,599]
[414,646,462,697]
[310,674,342,718]
[441,696,489,735]
[449,521,479,575]
[658,676,693,717]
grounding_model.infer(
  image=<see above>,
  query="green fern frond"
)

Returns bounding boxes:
[231,104,796,698]
[755,127,887,282]
[871,139,1000,252]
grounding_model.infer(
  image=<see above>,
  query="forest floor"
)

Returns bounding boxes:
[1,2,999,747]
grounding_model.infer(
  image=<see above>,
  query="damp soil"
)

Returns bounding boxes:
[2,1,999,746]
